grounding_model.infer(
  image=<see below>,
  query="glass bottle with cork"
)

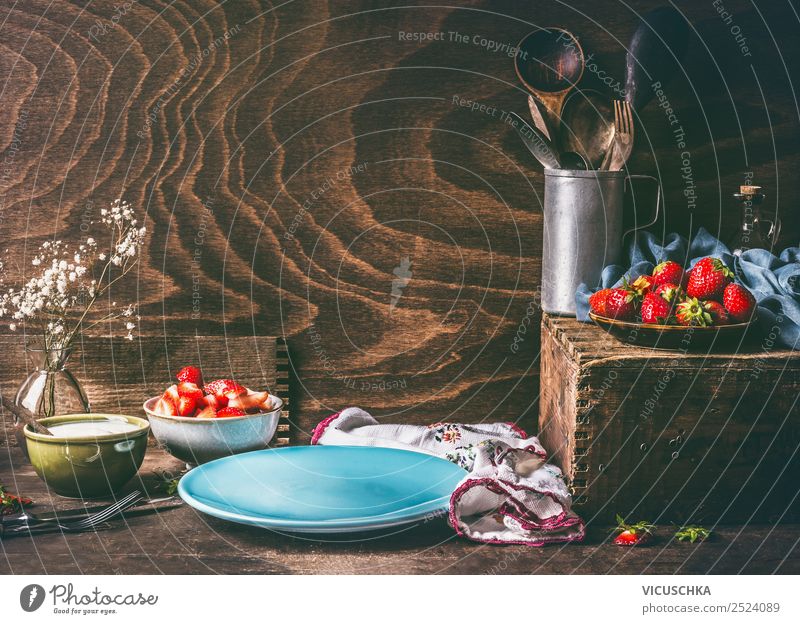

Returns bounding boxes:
[728,183,780,256]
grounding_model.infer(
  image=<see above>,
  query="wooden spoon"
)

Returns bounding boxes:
[515,27,585,134]
[1,395,53,435]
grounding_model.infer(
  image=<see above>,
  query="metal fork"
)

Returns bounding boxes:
[1,490,144,537]
[603,100,634,171]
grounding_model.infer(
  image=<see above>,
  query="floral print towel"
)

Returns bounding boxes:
[311,408,585,546]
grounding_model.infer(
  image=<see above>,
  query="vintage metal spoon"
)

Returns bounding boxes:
[515,27,584,137]
[507,111,562,169]
[560,89,615,169]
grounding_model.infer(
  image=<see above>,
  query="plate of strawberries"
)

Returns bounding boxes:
[588,257,758,350]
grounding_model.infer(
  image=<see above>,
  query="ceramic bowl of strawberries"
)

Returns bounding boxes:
[588,257,758,350]
[143,366,283,465]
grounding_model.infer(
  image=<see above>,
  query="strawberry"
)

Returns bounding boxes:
[177,382,204,402]
[152,396,178,416]
[176,366,203,386]
[631,274,655,297]
[163,384,181,406]
[228,390,271,413]
[723,283,756,323]
[640,292,672,324]
[195,405,217,419]
[654,282,684,303]
[589,288,613,316]
[604,287,637,320]
[652,260,685,287]
[613,515,654,547]
[702,300,729,325]
[198,393,224,410]
[676,297,713,326]
[204,379,246,401]
[686,257,733,301]
[216,407,246,418]
[177,395,198,417]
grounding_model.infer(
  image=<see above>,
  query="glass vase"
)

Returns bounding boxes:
[13,345,91,453]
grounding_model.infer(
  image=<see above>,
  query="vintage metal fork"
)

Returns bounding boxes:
[1,490,144,537]
[601,100,635,171]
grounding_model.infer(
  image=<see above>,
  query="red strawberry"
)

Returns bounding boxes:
[723,283,757,323]
[177,382,204,402]
[675,297,713,326]
[177,395,198,417]
[686,257,733,301]
[702,300,730,325]
[198,393,224,410]
[196,405,216,419]
[613,515,653,547]
[163,384,180,406]
[604,288,637,320]
[228,390,271,413]
[152,396,178,416]
[589,288,613,316]
[652,260,685,287]
[654,282,684,303]
[204,379,246,401]
[176,366,203,386]
[216,407,246,418]
[631,274,655,298]
[640,292,672,324]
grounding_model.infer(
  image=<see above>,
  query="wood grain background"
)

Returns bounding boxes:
[0,0,797,440]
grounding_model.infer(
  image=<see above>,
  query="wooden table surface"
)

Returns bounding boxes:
[2,444,798,574]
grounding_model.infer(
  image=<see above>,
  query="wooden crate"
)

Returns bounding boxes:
[0,335,292,447]
[539,314,800,524]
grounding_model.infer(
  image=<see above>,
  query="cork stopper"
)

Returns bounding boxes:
[740,185,762,194]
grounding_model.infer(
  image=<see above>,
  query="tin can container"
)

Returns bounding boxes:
[541,169,661,315]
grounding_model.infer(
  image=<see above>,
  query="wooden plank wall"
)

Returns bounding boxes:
[0,336,291,446]
[0,1,797,440]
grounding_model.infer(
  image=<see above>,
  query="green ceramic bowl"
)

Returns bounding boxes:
[24,414,150,498]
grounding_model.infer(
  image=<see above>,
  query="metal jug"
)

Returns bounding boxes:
[541,169,661,315]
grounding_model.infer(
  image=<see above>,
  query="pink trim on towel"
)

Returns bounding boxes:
[504,421,529,439]
[311,412,341,445]
[449,477,585,546]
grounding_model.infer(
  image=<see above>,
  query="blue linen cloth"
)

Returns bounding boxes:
[575,227,800,350]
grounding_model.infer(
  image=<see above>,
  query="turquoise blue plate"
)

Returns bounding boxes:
[177,446,467,533]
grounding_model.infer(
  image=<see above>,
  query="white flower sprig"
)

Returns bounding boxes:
[0,199,146,354]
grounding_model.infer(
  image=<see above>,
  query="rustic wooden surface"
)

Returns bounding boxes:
[0,335,291,446]
[0,1,798,439]
[2,444,798,574]
[539,314,800,524]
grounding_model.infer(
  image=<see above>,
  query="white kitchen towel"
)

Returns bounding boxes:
[311,407,585,546]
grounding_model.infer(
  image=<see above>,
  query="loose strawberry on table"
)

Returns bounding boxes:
[613,515,654,546]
